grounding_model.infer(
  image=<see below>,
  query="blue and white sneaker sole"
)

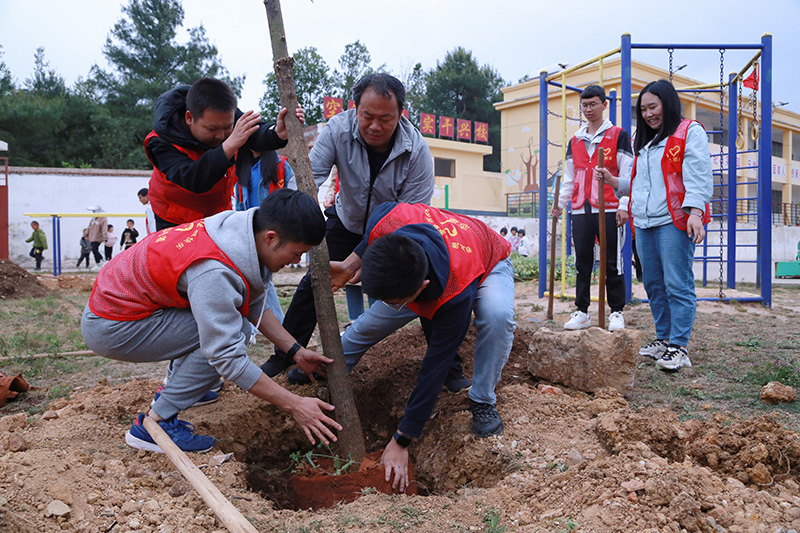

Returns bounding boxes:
[124,430,165,453]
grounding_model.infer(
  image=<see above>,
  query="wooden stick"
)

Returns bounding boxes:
[547,174,563,320]
[0,350,95,364]
[142,417,259,533]
[597,148,607,329]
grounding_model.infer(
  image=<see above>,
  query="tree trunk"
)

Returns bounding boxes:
[263,0,366,464]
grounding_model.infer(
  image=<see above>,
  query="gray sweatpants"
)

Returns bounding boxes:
[81,304,249,419]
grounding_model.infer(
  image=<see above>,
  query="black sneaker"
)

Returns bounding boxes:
[469,399,504,437]
[443,374,472,393]
[286,367,325,385]
[261,354,293,377]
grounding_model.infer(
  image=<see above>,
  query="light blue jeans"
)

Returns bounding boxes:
[341,258,516,405]
[266,280,284,323]
[344,283,376,322]
[635,223,697,346]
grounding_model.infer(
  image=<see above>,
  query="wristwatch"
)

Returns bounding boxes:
[393,431,412,448]
[286,342,302,358]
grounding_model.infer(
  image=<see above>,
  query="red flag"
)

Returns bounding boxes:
[420,113,436,136]
[457,119,471,141]
[743,65,759,90]
[323,96,343,119]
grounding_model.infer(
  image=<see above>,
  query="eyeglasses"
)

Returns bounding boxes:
[385,296,413,311]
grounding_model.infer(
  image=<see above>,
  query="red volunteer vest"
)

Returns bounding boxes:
[630,119,711,231]
[144,131,237,225]
[89,220,250,321]
[368,204,511,319]
[571,126,621,210]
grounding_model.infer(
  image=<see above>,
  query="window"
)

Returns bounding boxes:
[772,127,784,157]
[434,158,456,178]
[792,133,800,162]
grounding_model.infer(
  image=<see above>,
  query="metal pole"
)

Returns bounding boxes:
[620,34,633,303]
[727,72,738,288]
[560,74,568,293]
[55,216,61,276]
[444,184,449,210]
[538,70,549,298]
[758,33,772,307]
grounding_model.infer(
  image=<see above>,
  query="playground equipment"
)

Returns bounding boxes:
[537,33,774,307]
[24,212,145,276]
[775,239,800,278]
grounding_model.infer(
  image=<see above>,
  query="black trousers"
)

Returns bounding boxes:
[570,204,626,313]
[276,207,364,360]
[90,241,103,264]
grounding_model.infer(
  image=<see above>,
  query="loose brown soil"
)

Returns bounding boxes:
[0,261,50,300]
[1,266,799,532]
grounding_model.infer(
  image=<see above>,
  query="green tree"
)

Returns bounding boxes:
[423,47,505,171]
[0,45,15,95]
[331,40,387,101]
[92,0,243,108]
[24,48,66,98]
[260,46,332,125]
[401,62,426,128]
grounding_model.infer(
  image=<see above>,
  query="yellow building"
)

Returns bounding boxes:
[427,138,504,214]
[495,57,800,224]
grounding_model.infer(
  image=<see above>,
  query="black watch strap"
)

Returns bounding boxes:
[393,431,412,448]
[286,342,302,358]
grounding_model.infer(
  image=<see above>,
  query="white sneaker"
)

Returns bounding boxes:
[655,346,692,371]
[91,264,101,272]
[608,311,625,331]
[639,339,669,360]
[564,310,590,330]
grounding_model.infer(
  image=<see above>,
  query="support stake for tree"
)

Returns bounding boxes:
[263,0,366,464]
[142,417,258,533]
[597,147,607,328]
[547,174,562,320]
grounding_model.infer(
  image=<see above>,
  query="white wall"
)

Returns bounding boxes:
[9,168,150,268]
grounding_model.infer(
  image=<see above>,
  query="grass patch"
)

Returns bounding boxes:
[744,356,800,388]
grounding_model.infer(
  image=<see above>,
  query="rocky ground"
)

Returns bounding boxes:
[0,266,798,532]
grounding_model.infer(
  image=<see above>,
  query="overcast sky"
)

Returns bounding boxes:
[1,0,797,114]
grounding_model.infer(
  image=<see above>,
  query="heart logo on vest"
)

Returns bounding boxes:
[667,145,682,161]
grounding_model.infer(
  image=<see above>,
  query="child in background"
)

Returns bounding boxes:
[499,227,508,238]
[517,228,531,257]
[77,229,91,269]
[26,220,48,271]
[104,225,118,261]
[120,219,139,250]
[507,226,521,253]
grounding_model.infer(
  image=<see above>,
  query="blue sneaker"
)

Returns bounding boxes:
[150,385,219,408]
[125,414,215,453]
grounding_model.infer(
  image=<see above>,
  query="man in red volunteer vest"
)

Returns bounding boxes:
[144,77,303,230]
[550,85,633,332]
[81,190,341,453]
[328,202,515,493]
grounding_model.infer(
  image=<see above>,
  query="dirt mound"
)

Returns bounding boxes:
[0,260,50,300]
[55,274,95,292]
[1,326,800,532]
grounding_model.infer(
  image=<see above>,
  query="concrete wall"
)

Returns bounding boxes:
[7,166,799,283]
[9,167,150,268]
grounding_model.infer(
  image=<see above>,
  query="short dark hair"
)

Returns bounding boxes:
[517,229,525,237]
[127,219,135,224]
[253,189,325,245]
[581,84,606,103]
[500,227,508,234]
[510,226,518,232]
[634,79,682,155]
[137,188,148,197]
[108,225,114,230]
[186,78,237,118]
[353,73,406,113]
[361,234,429,301]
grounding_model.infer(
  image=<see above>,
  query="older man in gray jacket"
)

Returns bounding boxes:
[262,73,465,386]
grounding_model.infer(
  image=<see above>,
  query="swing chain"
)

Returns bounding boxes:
[750,61,759,141]
[736,81,745,150]
[668,48,674,83]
